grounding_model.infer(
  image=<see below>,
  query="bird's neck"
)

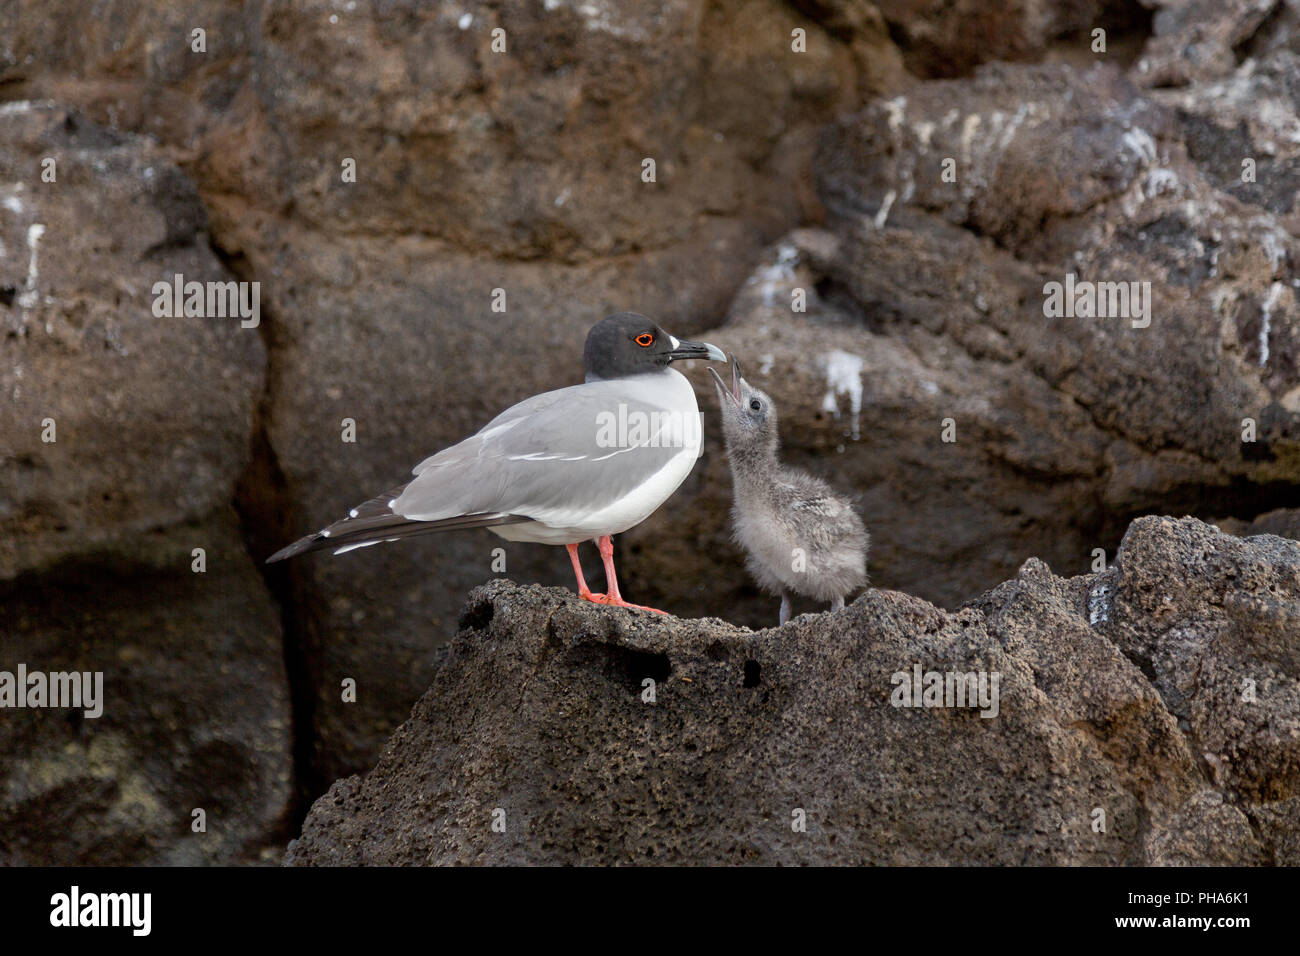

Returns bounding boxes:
[726,437,779,482]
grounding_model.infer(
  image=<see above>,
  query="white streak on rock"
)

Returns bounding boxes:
[1144,167,1178,197]
[1261,229,1287,276]
[1088,581,1112,626]
[1121,127,1157,165]
[874,189,896,230]
[0,100,54,116]
[1260,281,1284,367]
[960,113,981,167]
[17,223,45,326]
[821,350,864,441]
[884,96,906,132]
[995,103,1033,152]
[750,242,798,307]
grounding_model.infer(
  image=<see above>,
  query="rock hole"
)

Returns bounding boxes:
[567,642,671,693]
[458,596,494,633]
[743,660,761,688]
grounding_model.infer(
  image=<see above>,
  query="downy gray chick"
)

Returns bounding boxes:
[709,356,868,625]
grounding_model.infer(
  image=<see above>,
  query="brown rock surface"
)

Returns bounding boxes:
[5,0,1300,848]
[2,0,903,779]
[626,53,1299,621]
[286,516,1297,865]
[0,105,286,863]
[0,102,265,577]
[0,513,291,865]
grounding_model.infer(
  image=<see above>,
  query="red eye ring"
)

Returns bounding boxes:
[635,333,655,347]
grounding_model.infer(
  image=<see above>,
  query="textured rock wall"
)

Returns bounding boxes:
[0,103,288,864]
[4,0,1300,861]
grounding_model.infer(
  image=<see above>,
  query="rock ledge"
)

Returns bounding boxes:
[286,516,1299,865]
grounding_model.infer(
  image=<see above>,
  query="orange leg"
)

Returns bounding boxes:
[593,535,667,614]
[566,543,601,602]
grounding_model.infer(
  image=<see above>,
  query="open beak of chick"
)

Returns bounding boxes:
[708,353,743,409]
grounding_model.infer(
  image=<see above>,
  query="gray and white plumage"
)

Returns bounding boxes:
[267,313,725,563]
[709,356,868,625]
[395,373,702,545]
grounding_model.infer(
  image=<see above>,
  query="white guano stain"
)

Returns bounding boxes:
[1261,228,1287,276]
[874,189,896,229]
[1144,167,1178,197]
[883,96,906,132]
[959,114,981,167]
[994,103,1034,152]
[1121,127,1157,165]
[821,350,865,441]
[1260,281,1284,367]
[540,0,647,39]
[17,223,45,323]
[0,100,55,116]
[751,242,798,307]
[1088,581,1112,626]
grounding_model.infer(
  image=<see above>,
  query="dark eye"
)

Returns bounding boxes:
[749,399,762,412]
[635,332,655,347]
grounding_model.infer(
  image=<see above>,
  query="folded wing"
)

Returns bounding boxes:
[267,377,693,561]
[395,378,695,528]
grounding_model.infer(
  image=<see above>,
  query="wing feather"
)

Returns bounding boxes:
[267,373,698,563]
[394,378,696,526]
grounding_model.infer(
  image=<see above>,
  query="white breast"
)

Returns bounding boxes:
[492,369,703,545]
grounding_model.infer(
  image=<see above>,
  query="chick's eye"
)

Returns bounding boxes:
[749,399,762,412]
[635,333,655,347]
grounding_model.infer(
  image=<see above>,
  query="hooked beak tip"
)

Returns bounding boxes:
[668,339,727,364]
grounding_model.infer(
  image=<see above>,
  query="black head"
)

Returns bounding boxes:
[584,312,725,381]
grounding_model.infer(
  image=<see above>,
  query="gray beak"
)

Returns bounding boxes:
[708,352,742,407]
[668,339,727,363]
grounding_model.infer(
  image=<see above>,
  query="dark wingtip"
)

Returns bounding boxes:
[266,535,317,564]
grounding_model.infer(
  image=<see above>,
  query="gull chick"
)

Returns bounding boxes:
[709,356,868,625]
